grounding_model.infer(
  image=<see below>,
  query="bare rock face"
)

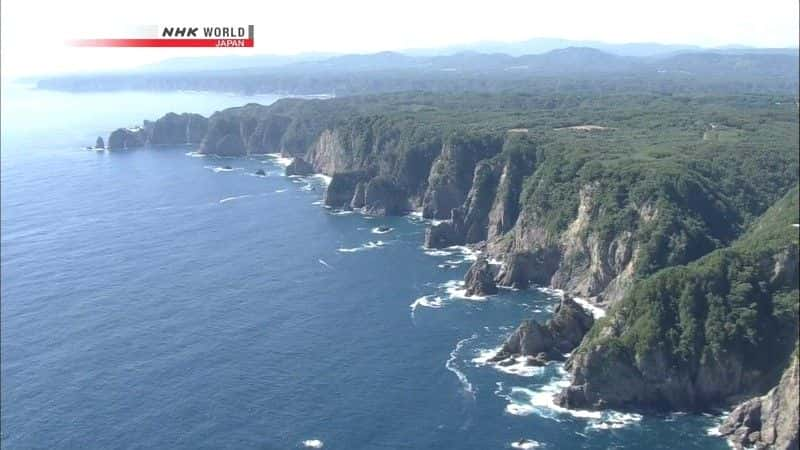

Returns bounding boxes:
[350,182,366,209]
[495,249,560,289]
[107,128,145,149]
[490,296,594,365]
[556,338,660,411]
[486,150,533,240]
[425,221,461,249]
[461,160,502,243]
[199,115,246,156]
[464,257,498,297]
[362,177,408,216]
[720,356,799,450]
[424,208,467,249]
[285,157,315,176]
[323,171,367,209]
[95,136,105,148]
[422,137,502,220]
[149,112,208,146]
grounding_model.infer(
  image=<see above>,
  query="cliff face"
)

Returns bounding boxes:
[114,105,669,307]
[720,354,799,450]
[108,102,778,311]
[421,136,503,219]
[490,296,594,365]
[107,113,208,150]
[557,188,799,412]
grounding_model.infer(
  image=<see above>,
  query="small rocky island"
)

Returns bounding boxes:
[490,295,594,366]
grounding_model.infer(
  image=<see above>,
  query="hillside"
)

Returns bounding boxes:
[559,187,799,411]
[37,48,799,95]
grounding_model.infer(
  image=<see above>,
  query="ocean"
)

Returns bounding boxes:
[0,83,729,449]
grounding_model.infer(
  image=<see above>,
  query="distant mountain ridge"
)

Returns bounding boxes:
[128,38,799,74]
[35,45,799,96]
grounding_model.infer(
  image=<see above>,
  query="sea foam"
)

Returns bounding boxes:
[500,364,642,430]
[337,240,386,253]
[410,295,444,312]
[472,348,543,377]
[446,335,477,397]
[442,280,486,301]
[535,287,606,319]
[510,439,540,449]
[265,153,293,167]
[219,194,252,203]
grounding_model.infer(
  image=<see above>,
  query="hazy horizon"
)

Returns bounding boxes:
[2,0,798,78]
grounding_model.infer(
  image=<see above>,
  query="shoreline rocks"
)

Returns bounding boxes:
[463,257,498,297]
[285,157,315,176]
[362,177,408,216]
[108,112,208,150]
[323,171,367,209]
[424,208,466,249]
[719,356,799,450]
[490,296,594,365]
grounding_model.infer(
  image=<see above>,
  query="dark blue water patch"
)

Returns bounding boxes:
[1,88,732,449]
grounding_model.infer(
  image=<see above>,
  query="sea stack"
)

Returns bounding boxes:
[490,296,594,365]
[463,257,498,296]
[95,136,105,148]
[285,157,315,176]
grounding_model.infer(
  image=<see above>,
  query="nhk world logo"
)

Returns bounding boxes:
[69,25,254,47]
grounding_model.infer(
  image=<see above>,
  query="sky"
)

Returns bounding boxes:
[2,0,798,77]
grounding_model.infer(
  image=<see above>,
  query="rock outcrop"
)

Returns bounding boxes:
[350,182,366,209]
[424,208,466,249]
[107,128,145,149]
[285,157,315,176]
[107,113,208,150]
[149,112,208,146]
[557,189,800,412]
[494,250,561,290]
[95,136,104,148]
[463,257,498,297]
[199,116,246,156]
[362,177,408,216]
[719,355,799,450]
[323,171,368,209]
[421,135,502,220]
[490,296,594,365]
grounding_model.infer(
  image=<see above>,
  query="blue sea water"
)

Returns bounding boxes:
[0,83,730,449]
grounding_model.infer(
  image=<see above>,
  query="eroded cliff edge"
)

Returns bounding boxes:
[719,353,799,450]
[557,188,799,414]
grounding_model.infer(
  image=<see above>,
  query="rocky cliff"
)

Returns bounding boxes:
[490,296,594,365]
[719,353,799,450]
[557,188,799,412]
[463,257,499,297]
[106,97,796,310]
[107,113,208,150]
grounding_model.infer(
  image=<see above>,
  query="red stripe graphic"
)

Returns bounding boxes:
[69,38,254,47]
